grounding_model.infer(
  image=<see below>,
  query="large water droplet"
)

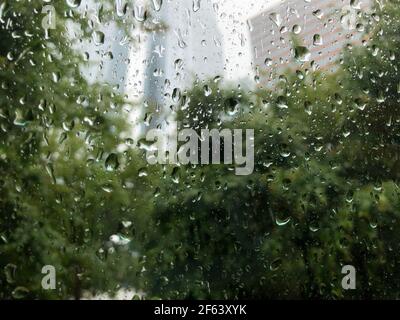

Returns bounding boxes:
[313,9,323,20]
[134,5,147,22]
[174,59,184,70]
[193,0,201,12]
[264,57,272,66]
[294,46,311,62]
[138,167,148,177]
[12,287,29,299]
[115,0,128,17]
[105,153,119,171]
[270,258,282,271]
[276,96,288,109]
[275,216,291,226]
[4,264,17,284]
[92,31,105,46]
[172,167,180,184]
[172,88,181,103]
[269,12,282,27]
[313,34,323,46]
[152,0,163,11]
[203,85,212,97]
[13,109,28,126]
[292,24,302,34]
[110,234,131,246]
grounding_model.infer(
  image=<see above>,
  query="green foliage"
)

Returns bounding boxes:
[140,1,400,299]
[0,0,154,299]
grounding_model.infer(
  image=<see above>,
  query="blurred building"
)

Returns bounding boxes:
[249,0,372,84]
[143,0,224,128]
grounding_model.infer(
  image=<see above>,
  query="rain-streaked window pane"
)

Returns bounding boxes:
[0,0,399,301]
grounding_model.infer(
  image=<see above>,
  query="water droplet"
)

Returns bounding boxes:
[138,167,148,177]
[193,0,201,12]
[175,29,187,48]
[62,120,74,131]
[134,5,147,22]
[52,72,60,83]
[122,221,132,228]
[313,9,323,20]
[105,153,119,171]
[304,101,313,115]
[66,0,81,8]
[6,52,14,61]
[13,109,28,126]
[350,0,361,9]
[92,31,105,46]
[335,93,343,105]
[269,12,282,27]
[101,184,114,193]
[292,24,302,34]
[377,91,386,103]
[276,96,288,109]
[275,216,291,226]
[172,167,180,184]
[343,131,351,138]
[12,287,29,299]
[270,258,282,271]
[174,59,184,70]
[225,98,239,116]
[294,46,311,62]
[115,0,128,17]
[45,163,56,184]
[203,85,212,97]
[213,75,222,83]
[4,264,17,284]
[110,234,131,246]
[138,138,157,152]
[313,34,323,46]
[309,225,320,233]
[264,57,272,66]
[369,221,378,229]
[152,0,163,11]
[247,19,253,32]
[172,88,181,103]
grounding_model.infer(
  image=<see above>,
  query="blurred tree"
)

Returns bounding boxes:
[0,0,155,299]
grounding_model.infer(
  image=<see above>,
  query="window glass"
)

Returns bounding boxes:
[0,0,398,300]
